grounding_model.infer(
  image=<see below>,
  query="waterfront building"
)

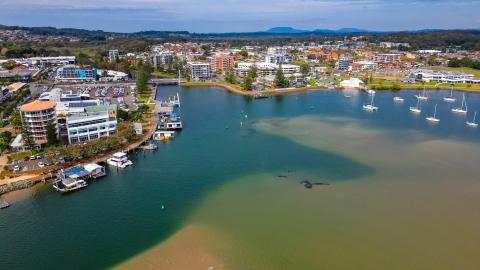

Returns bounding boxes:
[340,78,365,89]
[210,53,236,73]
[413,69,480,84]
[187,62,211,81]
[56,65,97,82]
[235,62,300,78]
[108,50,120,62]
[20,100,58,145]
[66,111,117,144]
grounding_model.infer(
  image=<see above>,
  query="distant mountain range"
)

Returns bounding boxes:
[265,27,370,34]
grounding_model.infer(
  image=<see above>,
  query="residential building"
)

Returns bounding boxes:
[20,100,58,145]
[187,62,211,81]
[265,54,292,64]
[56,65,97,82]
[108,50,120,62]
[373,53,403,64]
[66,111,117,144]
[336,58,353,70]
[235,62,300,78]
[210,53,236,73]
[0,86,8,103]
[150,51,174,69]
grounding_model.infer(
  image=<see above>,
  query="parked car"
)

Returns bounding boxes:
[29,155,36,160]
[13,165,21,172]
[23,157,30,161]
[38,162,45,168]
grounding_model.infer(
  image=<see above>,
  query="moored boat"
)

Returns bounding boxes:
[107,152,133,168]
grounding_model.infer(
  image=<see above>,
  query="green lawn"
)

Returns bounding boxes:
[151,71,176,79]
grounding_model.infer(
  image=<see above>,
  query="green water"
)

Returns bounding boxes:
[1,87,480,269]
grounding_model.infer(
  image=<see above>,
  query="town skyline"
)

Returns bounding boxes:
[1,0,479,33]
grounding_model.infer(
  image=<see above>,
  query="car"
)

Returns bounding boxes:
[36,155,42,159]
[29,155,36,160]
[23,157,30,161]
[13,165,21,172]
[38,162,45,168]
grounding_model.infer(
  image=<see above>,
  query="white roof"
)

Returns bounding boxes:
[83,163,103,172]
[112,152,127,158]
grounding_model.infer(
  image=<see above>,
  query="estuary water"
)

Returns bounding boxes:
[1,87,480,270]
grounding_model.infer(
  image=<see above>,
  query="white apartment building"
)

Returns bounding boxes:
[150,51,174,69]
[235,62,300,78]
[187,62,211,81]
[66,111,117,144]
[108,50,120,62]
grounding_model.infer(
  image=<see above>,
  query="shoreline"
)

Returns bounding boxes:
[180,81,480,95]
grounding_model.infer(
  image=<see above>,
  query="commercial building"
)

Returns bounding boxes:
[56,65,97,82]
[413,70,480,84]
[66,111,117,144]
[265,54,292,64]
[187,62,211,81]
[20,100,58,145]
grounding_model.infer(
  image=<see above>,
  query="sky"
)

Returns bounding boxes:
[0,0,479,33]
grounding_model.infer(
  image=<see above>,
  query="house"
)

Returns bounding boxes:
[134,123,143,135]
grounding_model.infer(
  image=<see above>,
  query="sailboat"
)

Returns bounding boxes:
[363,93,378,111]
[452,93,467,114]
[409,99,421,114]
[393,96,404,103]
[426,104,440,123]
[443,88,456,103]
[415,87,428,101]
[466,112,478,128]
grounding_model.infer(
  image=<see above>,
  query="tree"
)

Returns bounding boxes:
[274,66,289,88]
[239,49,248,58]
[300,62,310,77]
[242,76,253,90]
[225,70,235,84]
[9,111,22,130]
[46,121,58,147]
[247,65,258,80]
[20,121,34,150]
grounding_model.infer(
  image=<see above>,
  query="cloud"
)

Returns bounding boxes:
[0,0,478,32]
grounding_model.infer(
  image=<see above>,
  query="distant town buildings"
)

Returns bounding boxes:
[412,69,480,84]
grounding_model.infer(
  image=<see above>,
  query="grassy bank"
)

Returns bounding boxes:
[180,81,327,96]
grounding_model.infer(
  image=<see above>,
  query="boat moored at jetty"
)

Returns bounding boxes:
[53,166,91,193]
[107,152,133,168]
[167,93,181,107]
[158,113,183,130]
[153,130,175,141]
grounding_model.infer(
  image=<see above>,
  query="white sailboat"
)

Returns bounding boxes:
[426,104,440,123]
[363,93,378,112]
[409,99,421,114]
[367,89,376,95]
[466,112,478,128]
[443,88,456,103]
[415,88,428,101]
[452,93,467,114]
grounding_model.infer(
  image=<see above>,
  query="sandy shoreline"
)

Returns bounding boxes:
[114,224,230,270]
